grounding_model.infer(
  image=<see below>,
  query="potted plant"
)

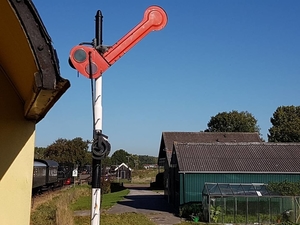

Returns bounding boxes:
[276,214,282,223]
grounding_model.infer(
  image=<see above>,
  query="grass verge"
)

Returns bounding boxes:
[31,185,90,225]
[74,212,156,225]
[32,184,195,225]
[70,188,129,211]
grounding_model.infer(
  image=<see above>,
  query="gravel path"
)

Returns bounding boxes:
[106,184,184,225]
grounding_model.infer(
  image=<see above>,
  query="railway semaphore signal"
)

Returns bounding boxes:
[69,6,167,225]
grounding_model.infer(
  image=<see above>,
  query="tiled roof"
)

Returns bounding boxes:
[163,132,261,151]
[173,142,300,173]
[114,163,132,171]
[158,132,261,165]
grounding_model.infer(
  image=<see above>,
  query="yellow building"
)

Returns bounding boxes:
[0,1,70,224]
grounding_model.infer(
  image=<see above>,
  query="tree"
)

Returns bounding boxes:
[110,149,130,165]
[138,155,157,165]
[34,147,46,159]
[44,137,91,166]
[101,156,112,170]
[268,180,300,196]
[268,106,300,142]
[206,110,260,133]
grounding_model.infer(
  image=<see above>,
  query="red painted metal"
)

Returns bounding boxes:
[103,5,167,65]
[69,5,167,79]
[69,45,109,79]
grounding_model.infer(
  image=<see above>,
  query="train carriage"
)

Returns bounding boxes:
[32,159,74,194]
[32,160,47,190]
[33,159,59,193]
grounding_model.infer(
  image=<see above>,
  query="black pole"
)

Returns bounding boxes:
[95,10,103,47]
[91,135,101,188]
[91,10,103,189]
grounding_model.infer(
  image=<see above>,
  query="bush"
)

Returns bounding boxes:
[179,202,203,220]
[101,178,111,194]
[110,182,126,192]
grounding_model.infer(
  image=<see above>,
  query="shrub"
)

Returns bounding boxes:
[179,202,203,219]
[101,178,111,194]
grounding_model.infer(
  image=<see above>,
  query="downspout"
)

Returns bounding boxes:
[183,172,185,204]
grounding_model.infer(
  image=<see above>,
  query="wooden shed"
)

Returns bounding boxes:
[114,163,132,180]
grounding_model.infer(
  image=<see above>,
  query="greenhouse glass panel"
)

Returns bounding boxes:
[270,198,281,223]
[245,184,261,196]
[231,184,245,195]
[219,183,234,196]
[223,197,235,223]
[256,184,271,196]
[236,197,247,223]
[211,197,223,223]
[295,197,300,223]
[282,197,294,222]
[258,197,270,223]
[202,183,300,224]
[207,183,222,195]
[247,197,258,223]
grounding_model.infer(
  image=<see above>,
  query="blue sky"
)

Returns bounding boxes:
[33,0,300,157]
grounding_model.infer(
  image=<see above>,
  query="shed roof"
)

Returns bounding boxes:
[114,163,132,171]
[158,132,261,166]
[172,142,300,173]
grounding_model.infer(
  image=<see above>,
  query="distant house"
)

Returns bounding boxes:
[114,163,132,180]
[157,132,262,202]
[169,142,300,211]
[144,164,158,169]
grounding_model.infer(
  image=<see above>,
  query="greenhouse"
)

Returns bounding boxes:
[202,183,300,224]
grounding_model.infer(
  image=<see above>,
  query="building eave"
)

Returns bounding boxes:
[1,0,70,123]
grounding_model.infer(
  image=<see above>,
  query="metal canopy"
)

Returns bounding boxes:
[202,182,280,197]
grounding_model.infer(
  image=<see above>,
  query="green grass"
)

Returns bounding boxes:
[102,189,129,209]
[74,212,156,225]
[101,212,156,225]
[70,188,129,211]
[31,185,90,225]
[70,195,90,211]
[74,213,202,225]
[73,188,152,225]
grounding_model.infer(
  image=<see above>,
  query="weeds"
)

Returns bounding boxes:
[74,212,156,225]
[130,169,157,183]
[31,185,90,225]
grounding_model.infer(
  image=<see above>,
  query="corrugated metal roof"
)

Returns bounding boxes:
[173,142,300,173]
[158,132,261,166]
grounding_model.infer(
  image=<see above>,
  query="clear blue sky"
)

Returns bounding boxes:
[33,0,300,157]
